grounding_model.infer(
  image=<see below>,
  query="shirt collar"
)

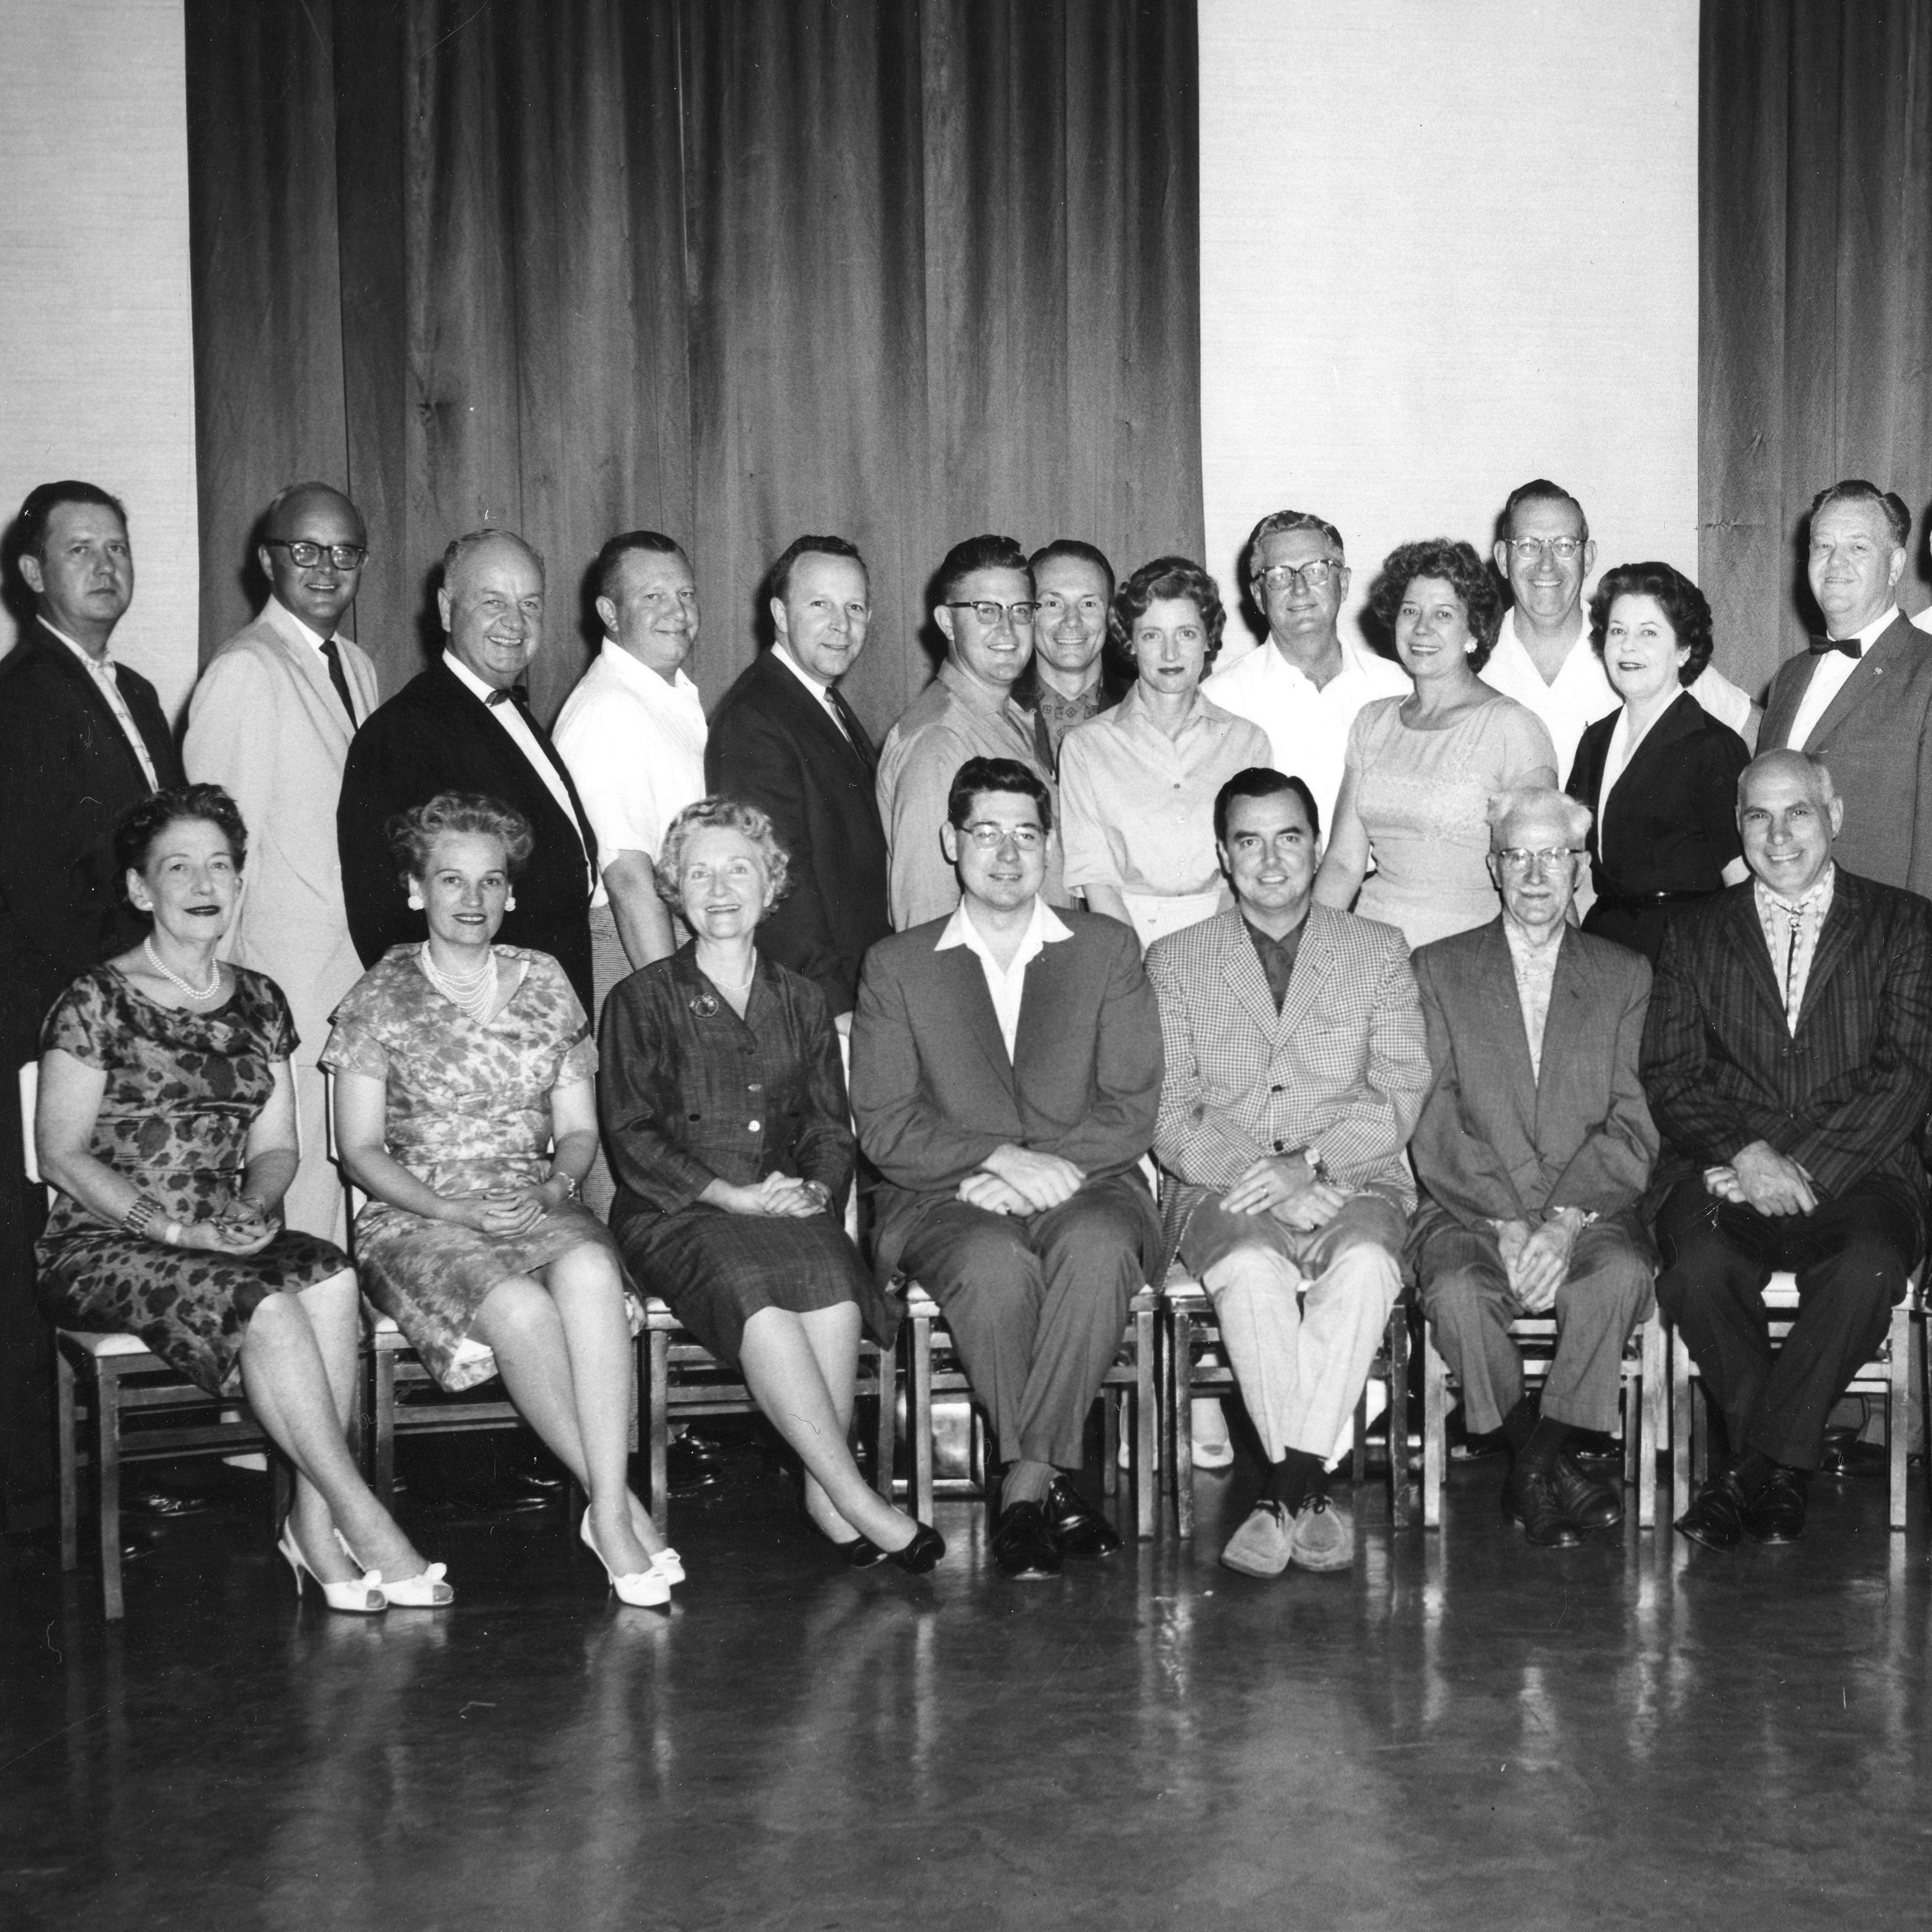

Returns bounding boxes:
[1834,605,1902,649]
[1755,861,1836,918]
[934,894,1073,958]
[443,647,514,705]
[40,617,114,668]
[267,594,331,653]
[771,640,833,697]
[936,654,1022,717]
[597,636,700,703]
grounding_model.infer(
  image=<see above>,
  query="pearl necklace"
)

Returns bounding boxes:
[144,937,222,1003]
[419,943,498,1023]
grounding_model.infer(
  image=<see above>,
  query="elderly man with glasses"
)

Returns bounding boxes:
[852,756,1162,1579]
[1203,508,1410,836]
[1407,786,1658,1547]
[876,534,1069,929]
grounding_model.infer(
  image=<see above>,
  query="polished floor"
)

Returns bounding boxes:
[6,1437,1931,1932]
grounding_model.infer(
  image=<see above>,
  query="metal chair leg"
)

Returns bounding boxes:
[1889,1299,1911,1530]
[1422,1332,1447,1531]
[57,1349,78,1573]
[1134,1300,1158,1542]
[1639,1314,1664,1529]
[1387,1305,1411,1529]
[648,1331,670,1523]
[1173,1308,1197,1540]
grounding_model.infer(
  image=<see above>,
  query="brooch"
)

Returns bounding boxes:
[689,992,720,1018]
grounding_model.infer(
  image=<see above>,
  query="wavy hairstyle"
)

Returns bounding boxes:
[1587,561,1715,685]
[653,797,792,911]
[386,792,535,885]
[1369,537,1505,669]
[1108,555,1228,673]
[114,784,248,907]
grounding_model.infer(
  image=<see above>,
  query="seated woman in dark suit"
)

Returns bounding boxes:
[1565,562,1751,963]
[599,798,941,1571]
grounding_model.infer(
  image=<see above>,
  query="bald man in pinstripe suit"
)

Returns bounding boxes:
[1148,768,1430,1579]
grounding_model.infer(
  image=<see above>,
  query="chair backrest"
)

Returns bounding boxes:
[18,1062,39,1185]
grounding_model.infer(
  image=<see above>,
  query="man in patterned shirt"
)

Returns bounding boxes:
[1644,749,1932,1549]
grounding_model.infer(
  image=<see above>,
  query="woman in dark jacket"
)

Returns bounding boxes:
[1566,561,1751,964]
[598,797,940,1571]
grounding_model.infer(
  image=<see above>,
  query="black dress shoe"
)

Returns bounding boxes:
[673,1427,728,1465]
[665,1438,722,1496]
[1501,1467,1584,1547]
[1743,1464,1808,1544]
[1042,1475,1122,1558]
[991,1500,1061,1578]
[1566,1429,1623,1467]
[1676,1468,1747,1549]
[1551,1453,1624,1531]
[504,1465,567,1498]
[888,1523,945,1574]
[841,1534,889,1569]
[122,1486,213,1520]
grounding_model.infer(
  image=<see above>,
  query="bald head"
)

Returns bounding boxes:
[439,528,545,690]
[1738,750,1841,900]
[258,482,367,636]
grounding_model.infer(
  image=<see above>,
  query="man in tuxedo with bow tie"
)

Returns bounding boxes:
[1,479,185,1531]
[1147,769,1431,1578]
[1760,480,1932,897]
[337,528,598,1010]
[1409,788,1657,1548]
[184,483,381,1240]
[705,535,890,1023]
[1645,749,1932,1549]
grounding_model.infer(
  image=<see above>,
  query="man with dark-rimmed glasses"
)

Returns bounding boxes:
[876,534,1067,929]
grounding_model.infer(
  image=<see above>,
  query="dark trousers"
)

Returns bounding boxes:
[896,1170,1159,1470]
[1653,1176,1918,1470]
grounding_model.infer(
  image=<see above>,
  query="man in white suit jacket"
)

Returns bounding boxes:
[1148,768,1430,1580]
[183,483,381,1240]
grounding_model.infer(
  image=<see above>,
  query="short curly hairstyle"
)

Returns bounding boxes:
[386,792,535,885]
[1369,538,1505,670]
[1587,561,1715,685]
[114,784,248,907]
[1108,555,1228,673]
[654,797,792,912]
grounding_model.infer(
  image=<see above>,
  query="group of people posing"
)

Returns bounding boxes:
[5,466,1931,1602]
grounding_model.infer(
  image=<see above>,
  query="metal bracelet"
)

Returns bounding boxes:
[122,1193,168,1238]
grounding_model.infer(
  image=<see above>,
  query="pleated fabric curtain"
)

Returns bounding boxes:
[1700,0,1932,701]
[184,0,1203,736]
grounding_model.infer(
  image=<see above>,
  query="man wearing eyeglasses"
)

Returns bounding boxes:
[1483,479,1754,785]
[1202,510,1410,837]
[184,482,381,1240]
[852,756,1162,1578]
[876,534,1067,928]
[1409,787,1657,1547]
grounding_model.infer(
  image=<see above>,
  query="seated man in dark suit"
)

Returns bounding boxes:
[706,535,890,1023]
[1410,788,1657,1548]
[1645,749,1932,1548]
[337,528,600,1011]
[850,756,1162,1578]
[1147,769,1430,1579]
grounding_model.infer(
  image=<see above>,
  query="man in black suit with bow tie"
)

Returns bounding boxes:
[705,535,890,1023]
[337,528,599,1011]
[1,479,184,1531]
[1644,748,1932,1549]
[1759,479,1932,897]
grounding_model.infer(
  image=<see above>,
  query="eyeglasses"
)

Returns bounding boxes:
[1254,560,1341,592]
[1495,847,1584,872]
[960,821,1045,851]
[945,599,1036,630]
[1505,537,1586,562]
[265,539,369,569]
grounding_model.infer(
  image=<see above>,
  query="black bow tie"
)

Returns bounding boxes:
[1808,636,1861,659]
[485,684,531,708]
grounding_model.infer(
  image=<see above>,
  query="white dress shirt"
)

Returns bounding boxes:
[1754,865,1835,1032]
[771,639,857,745]
[1913,606,1932,636]
[43,619,159,788]
[1782,606,1902,752]
[1203,634,1410,835]
[553,639,708,908]
[1483,610,1755,783]
[442,649,594,893]
[933,895,1073,1060]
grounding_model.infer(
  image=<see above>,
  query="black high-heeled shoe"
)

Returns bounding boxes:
[886,1522,945,1574]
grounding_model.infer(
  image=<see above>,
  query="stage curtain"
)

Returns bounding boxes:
[184,0,1202,733]
[1701,0,1932,701]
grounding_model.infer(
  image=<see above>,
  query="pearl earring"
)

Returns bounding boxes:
[505,893,517,911]
[407,890,424,910]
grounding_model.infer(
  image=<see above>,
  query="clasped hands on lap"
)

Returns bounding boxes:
[703,1173,830,1218]
[956,1144,1086,1216]
[1706,1141,1818,1218]
[1490,1212,1582,1314]
[1220,1152,1346,1231]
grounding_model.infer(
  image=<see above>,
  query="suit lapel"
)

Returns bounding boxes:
[1534,930,1591,1120]
[1796,871,1861,1030]
[1275,906,1338,1044]
[1218,912,1283,1040]
[1804,616,1917,749]
[1720,883,1787,1022]
[940,942,1015,1083]
[263,607,355,750]
[1473,919,1541,1120]
[34,622,152,795]
[760,653,872,782]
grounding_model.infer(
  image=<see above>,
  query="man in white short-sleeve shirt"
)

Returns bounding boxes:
[554,531,708,1001]
[1482,478,1756,786]
[1202,509,1410,836]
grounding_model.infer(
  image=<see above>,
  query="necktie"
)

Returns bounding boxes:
[826,683,876,772]
[320,638,358,723]
[1808,635,1861,659]
[485,683,531,711]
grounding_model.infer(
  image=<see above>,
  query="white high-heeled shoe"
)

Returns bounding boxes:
[334,1530,453,1607]
[279,1523,385,1614]
[581,1511,671,1607]
[650,1548,685,1586]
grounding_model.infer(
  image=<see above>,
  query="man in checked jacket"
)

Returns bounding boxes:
[1645,748,1932,1551]
[1148,768,1431,1579]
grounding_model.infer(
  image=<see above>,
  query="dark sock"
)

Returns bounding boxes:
[1499,1394,1541,1458]
[1516,1414,1572,1477]
[1730,1449,1777,1500]
[1263,1448,1325,1514]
